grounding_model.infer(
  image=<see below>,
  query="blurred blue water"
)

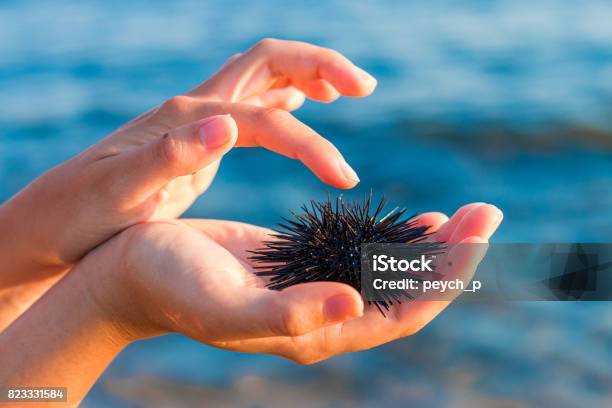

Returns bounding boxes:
[1,1,611,407]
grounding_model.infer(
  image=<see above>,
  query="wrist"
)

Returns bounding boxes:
[72,264,139,347]
[74,228,170,343]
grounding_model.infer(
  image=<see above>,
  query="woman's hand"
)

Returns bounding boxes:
[91,202,502,357]
[0,39,375,286]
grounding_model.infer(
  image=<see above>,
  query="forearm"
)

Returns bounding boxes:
[0,191,70,330]
[0,258,131,406]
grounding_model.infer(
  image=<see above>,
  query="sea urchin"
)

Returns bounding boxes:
[250,195,445,314]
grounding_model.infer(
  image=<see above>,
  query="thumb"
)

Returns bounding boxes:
[116,114,238,199]
[213,282,364,340]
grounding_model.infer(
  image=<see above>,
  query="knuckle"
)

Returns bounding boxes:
[254,37,279,52]
[155,134,184,167]
[256,106,291,126]
[228,52,242,62]
[280,305,308,337]
[322,47,352,67]
[158,95,193,116]
[319,137,337,152]
[320,46,343,60]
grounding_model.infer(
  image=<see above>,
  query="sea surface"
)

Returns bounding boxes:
[1,1,611,407]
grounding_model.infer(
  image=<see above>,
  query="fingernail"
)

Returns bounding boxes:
[199,115,232,149]
[323,294,360,323]
[339,159,360,184]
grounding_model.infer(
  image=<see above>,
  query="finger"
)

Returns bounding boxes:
[107,114,238,200]
[408,211,449,238]
[190,159,221,194]
[435,202,487,242]
[194,38,376,100]
[236,105,361,188]
[220,52,242,69]
[424,236,489,300]
[447,204,503,243]
[182,219,275,262]
[243,86,306,111]
[219,282,364,340]
[152,100,360,188]
[290,78,340,103]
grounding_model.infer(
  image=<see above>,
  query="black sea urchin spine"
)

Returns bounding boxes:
[249,195,445,314]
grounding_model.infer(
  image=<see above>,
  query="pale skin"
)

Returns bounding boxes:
[0,39,504,406]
